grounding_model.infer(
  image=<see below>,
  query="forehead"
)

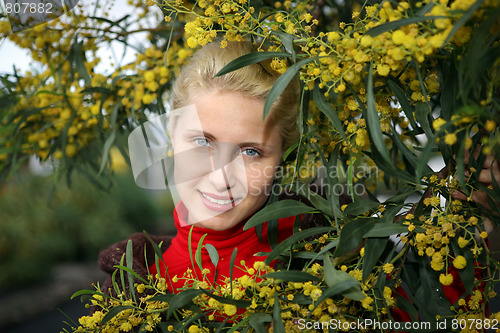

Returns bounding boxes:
[177,90,281,145]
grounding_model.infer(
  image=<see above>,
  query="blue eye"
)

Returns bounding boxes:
[242,148,261,157]
[194,137,211,147]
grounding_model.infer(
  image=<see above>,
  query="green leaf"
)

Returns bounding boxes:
[262,271,320,282]
[101,306,135,324]
[229,248,237,296]
[187,226,199,280]
[289,182,336,217]
[366,65,392,166]
[70,38,91,85]
[443,0,485,45]
[195,234,207,272]
[166,289,204,318]
[313,85,346,140]
[119,255,126,298]
[263,57,318,119]
[415,136,436,184]
[364,223,418,238]
[248,313,272,333]
[415,256,453,321]
[414,102,433,138]
[387,79,417,128]
[126,240,136,302]
[244,199,316,230]
[147,294,174,303]
[362,238,388,282]
[98,130,116,175]
[272,31,296,63]
[310,279,362,313]
[334,219,375,257]
[273,292,285,333]
[215,51,292,77]
[70,289,102,299]
[113,265,149,284]
[347,160,356,202]
[343,199,379,215]
[264,226,332,265]
[200,290,251,308]
[366,15,447,37]
[391,125,424,177]
[450,239,474,294]
[205,243,219,269]
[322,253,365,301]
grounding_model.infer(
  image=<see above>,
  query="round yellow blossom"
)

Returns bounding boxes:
[485,120,496,132]
[439,273,453,286]
[444,133,457,145]
[383,263,394,274]
[144,70,155,82]
[361,296,374,310]
[136,283,146,293]
[433,118,447,131]
[142,93,155,105]
[458,236,469,248]
[188,325,201,333]
[376,64,390,76]
[392,30,406,45]
[65,144,77,158]
[224,304,237,316]
[453,255,467,269]
[327,31,340,42]
[479,231,488,239]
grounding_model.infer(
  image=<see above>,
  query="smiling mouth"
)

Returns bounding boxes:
[200,191,235,205]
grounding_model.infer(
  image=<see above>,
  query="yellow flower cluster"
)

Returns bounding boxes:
[1,0,186,163]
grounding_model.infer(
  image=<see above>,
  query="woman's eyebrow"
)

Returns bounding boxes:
[184,129,270,149]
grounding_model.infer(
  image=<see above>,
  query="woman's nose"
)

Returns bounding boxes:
[207,166,235,192]
[207,148,247,192]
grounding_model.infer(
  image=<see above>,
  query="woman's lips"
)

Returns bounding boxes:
[198,190,243,212]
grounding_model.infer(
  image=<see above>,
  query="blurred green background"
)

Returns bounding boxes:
[0,162,175,332]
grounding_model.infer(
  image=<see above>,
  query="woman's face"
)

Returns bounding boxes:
[171,90,283,230]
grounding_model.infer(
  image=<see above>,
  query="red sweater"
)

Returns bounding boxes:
[149,201,296,292]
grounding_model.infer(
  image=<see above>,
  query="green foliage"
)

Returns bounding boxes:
[0,173,162,290]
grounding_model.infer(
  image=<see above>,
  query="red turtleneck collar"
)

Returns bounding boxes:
[149,201,295,292]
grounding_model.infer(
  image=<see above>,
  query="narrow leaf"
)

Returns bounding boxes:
[166,289,204,318]
[343,199,379,215]
[334,220,375,257]
[195,234,208,272]
[215,52,292,77]
[364,223,420,238]
[264,227,332,265]
[273,292,286,333]
[248,313,272,333]
[387,79,417,128]
[263,57,318,119]
[101,306,135,324]
[205,243,219,268]
[313,84,346,140]
[244,199,316,230]
[362,238,388,282]
[322,253,365,301]
[126,240,136,302]
[366,65,392,166]
[98,130,116,175]
[262,271,320,282]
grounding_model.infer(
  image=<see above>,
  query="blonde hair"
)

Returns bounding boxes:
[171,41,300,149]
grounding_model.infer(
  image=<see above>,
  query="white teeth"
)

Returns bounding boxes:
[201,192,233,205]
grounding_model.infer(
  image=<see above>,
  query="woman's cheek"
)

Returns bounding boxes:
[246,168,276,197]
